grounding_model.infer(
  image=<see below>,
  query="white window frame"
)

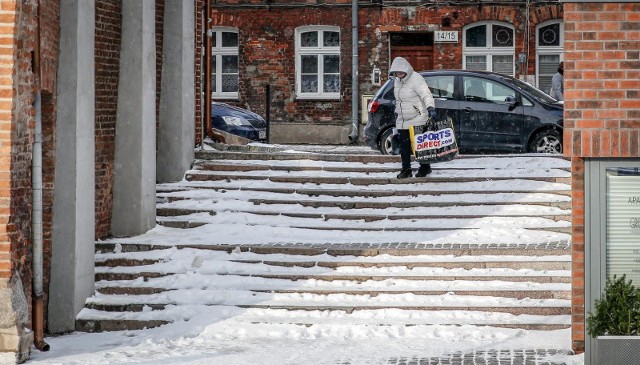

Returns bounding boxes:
[462,21,515,76]
[535,20,564,91]
[211,27,239,100]
[295,26,341,100]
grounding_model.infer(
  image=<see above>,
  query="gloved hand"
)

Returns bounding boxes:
[427,107,437,120]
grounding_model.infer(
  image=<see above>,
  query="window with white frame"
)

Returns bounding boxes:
[211,27,239,99]
[536,20,564,94]
[295,26,340,99]
[463,22,515,76]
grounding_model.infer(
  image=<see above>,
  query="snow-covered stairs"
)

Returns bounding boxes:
[77,145,573,335]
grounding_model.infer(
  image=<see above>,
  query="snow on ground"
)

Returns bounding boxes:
[27,147,584,364]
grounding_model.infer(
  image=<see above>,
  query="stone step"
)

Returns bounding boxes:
[93,255,570,272]
[194,150,569,166]
[195,150,397,163]
[84,302,570,317]
[245,198,572,210]
[95,271,570,283]
[195,161,572,174]
[95,286,570,300]
[76,305,570,332]
[76,319,170,332]
[156,219,572,235]
[183,172,572,186]
[156,184,573,197]
[156,188,570,207]
[227,259,570,271]
[95,243,570,256]
[95,258,161,267]
[155,207,571,221]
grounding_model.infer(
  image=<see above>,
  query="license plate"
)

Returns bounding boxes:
[258,130,266,140]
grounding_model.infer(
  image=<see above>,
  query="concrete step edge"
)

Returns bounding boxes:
[95,286,571,300]
[95,243,570,256]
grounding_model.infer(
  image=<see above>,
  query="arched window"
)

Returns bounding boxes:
[211,27,239,99]
[295,26,341,99]
[463,21,515,76]
[536,20,564,94]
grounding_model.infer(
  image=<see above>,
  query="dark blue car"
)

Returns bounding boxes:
[212,102,267,142]
[364,70,564,155]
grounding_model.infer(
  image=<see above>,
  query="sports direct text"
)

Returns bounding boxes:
[414,128,455,151]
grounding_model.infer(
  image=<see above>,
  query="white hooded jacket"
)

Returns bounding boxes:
[389,57,435,130]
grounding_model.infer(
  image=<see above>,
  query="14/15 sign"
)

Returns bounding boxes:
[435,31,459,43]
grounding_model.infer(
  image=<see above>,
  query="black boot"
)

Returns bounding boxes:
[397,169,412,179]
[415,165,432,177]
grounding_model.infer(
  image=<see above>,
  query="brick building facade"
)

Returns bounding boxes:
[1,0,204,362]
[210,0,563,144]
[562,0,640,359]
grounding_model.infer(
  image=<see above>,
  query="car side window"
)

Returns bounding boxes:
[463,76,516,104]
[424,75,455,100]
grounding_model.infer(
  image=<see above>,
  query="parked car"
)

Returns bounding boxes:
[363,70,564,155]
[212,102,267,141]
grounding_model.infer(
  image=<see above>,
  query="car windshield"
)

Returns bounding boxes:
[499,76,558,104]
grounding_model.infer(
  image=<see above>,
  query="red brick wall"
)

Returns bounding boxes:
[0,0,20,281]
[40,0,61,329]
[211,3,561,127]
[7,0,39,311]
[155,0,165,127]
[94,0,122,240]
[195,0,204,144]
[563,1,640,353]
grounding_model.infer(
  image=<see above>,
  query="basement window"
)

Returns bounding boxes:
[295,26,341,100]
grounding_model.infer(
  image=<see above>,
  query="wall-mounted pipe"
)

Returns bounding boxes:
[32,0,50,351]
[348,0,359,142]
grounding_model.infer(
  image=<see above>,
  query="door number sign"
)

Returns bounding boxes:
[435,31,459,43]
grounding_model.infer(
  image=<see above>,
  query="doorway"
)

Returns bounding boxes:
[390,32,434,72]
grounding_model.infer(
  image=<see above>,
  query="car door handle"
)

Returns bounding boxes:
[463,107,473,113]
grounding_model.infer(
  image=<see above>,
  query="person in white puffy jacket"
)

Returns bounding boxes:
[389,57,436,179]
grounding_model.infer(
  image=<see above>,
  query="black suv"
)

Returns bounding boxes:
[363,70,564,155]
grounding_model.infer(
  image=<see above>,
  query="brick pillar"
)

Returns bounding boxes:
[563,0,640,354]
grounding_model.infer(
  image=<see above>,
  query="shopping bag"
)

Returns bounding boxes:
[409,117,458,163]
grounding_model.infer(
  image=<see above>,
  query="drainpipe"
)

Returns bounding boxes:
[32,0,50,351]
[205,0,213,139]
[348,0,359,142]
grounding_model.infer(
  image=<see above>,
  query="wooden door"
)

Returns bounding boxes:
[391,46,434,72]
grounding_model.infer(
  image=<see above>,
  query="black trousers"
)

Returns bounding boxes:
[398,129,430,171]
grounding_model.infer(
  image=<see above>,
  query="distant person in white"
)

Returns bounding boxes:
[550,61,564,101]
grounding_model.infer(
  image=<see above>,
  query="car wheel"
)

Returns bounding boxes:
[529,129,562,154]
[378,128,394,155]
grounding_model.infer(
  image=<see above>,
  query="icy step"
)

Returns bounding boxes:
[195,156,571,171]
[157,198,571,218]
[93,246,572,263]
[83,289,570,313]
[184,171,571,185]
[95,271,571,292]
[93,248,571,277]
[157,188,570,205]
[95,246,571,271]
[96,287,570,300]
[95,243,570,256]
[157,178,571,195]
[76,304,570,333]
[154,210,571,228]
